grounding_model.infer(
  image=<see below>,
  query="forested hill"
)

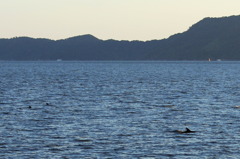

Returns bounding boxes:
[0,15,240,61]
[147,15,240,60]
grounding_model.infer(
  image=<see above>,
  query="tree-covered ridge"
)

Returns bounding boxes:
[0,15,240,60]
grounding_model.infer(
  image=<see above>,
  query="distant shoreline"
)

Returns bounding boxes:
[1,15,240,61]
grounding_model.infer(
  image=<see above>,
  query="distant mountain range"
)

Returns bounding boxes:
[0,15,240,61]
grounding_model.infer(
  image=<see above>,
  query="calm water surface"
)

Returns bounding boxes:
[0,61,240,158]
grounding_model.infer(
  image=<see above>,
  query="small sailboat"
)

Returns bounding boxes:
[208,58,211,62]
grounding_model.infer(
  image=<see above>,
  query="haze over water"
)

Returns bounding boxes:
[1,61,240,158]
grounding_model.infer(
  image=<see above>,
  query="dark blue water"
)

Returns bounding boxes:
[1,61,240,158]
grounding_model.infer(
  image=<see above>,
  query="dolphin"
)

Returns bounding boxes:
[184,128,196,133]
[175,127,196,134]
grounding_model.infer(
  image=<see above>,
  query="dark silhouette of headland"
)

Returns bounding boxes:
[0,15,240,61]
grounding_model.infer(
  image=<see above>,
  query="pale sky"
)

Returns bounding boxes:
[0,0,239,41]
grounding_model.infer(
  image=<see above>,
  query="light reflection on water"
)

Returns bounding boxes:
[1,61,240,158]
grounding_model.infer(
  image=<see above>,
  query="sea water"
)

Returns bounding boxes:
[0,61,240,158]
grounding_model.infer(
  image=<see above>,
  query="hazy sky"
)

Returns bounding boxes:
[0,0,239,41]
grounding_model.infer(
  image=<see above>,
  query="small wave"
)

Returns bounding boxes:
[117,133,133,137]
[233,106,240,109]
[0,142,7,146]
[76,145,94,149]
[74,137,92,143]
[160,104,175,108]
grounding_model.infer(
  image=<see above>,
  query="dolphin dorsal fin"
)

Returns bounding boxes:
[186,128,191,132]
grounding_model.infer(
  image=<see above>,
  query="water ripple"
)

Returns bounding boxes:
[1,61,240,158]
